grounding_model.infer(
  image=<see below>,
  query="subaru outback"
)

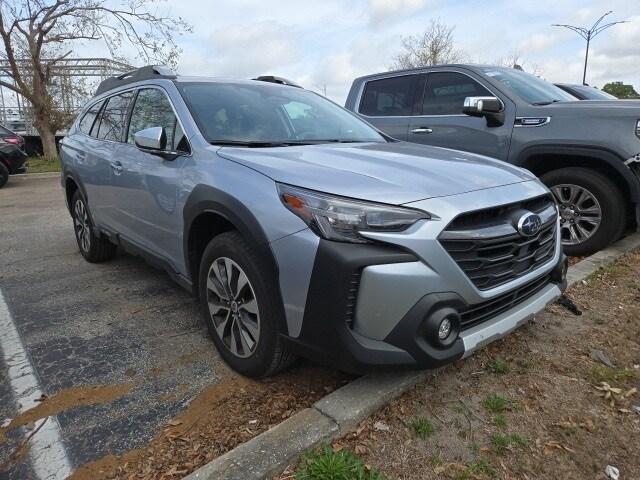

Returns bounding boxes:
[60,66,567,378]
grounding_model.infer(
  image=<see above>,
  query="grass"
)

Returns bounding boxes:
[27,156,61,173]
[455,458,497,479]
[590,365,636,384]
[481,394,510,413]
[296,445,386,480]
[491,414,507,429]
[489,433,528,455]
[411,417,435,440]
[486,357,511,374]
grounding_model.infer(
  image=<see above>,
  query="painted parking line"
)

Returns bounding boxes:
[0,289,72,480]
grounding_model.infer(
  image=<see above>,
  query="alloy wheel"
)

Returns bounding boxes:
[206,257,260,358]
[551,183,602,246]
[73,199,91,253]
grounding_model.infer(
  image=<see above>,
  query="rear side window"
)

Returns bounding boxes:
[359,75,416,116]
[422,72,491,115]
[127,88,189,153]
[78,101,103,135]
[96,92,134,141]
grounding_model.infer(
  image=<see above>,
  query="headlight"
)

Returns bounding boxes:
[636,119,640,138]
[277,183,430,243]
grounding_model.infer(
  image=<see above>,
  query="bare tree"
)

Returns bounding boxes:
[0,0,191,159]
[389,19,465,70]
[493,50,543,76]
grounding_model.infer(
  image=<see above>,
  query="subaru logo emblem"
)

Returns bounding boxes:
[517,212,542,237]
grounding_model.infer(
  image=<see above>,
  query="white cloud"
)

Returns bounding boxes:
[367,0,429,25]
[518,33,562,54]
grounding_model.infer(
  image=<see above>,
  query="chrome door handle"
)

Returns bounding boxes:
[411,127,433,134]
[110,161,123,174]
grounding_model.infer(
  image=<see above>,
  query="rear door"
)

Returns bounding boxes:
[113,87,190,264]
[356,74,421,141]
[407,71,513,160]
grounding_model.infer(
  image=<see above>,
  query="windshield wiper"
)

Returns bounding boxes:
[210,140,314,148]
[531,99,562,106]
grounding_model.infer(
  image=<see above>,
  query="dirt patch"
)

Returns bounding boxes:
[281,252,640,480]
[0,383,133,443]
[70,365,349,480]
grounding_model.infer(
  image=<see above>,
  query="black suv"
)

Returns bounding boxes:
[346,65,640,255]
[0,124,27,188]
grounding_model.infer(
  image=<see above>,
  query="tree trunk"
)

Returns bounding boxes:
[34,116,58,160]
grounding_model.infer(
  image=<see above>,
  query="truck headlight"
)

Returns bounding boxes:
[636,119,640,139]
[277,183,430,243]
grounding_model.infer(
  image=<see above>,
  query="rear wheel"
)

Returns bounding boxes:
[541,167,626,256]
[0,162,8,188]
[198,231,295,377]
[71,190,117,263]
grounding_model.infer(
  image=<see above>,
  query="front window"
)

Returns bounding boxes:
[422,72,492,115]
[176,82,386,145]
[479,67,575,105]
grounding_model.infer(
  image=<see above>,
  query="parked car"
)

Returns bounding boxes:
[345,65,640,256]
[60,66,567,377]
[555,83,618,100]
[0,124,27,188]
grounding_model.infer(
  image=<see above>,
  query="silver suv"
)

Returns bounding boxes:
[60,66,567,378]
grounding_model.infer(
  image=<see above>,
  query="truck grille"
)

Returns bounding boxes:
[459,274,552,330]
[439,195,557,290]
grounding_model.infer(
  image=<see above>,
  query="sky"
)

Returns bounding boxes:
[91,0,640,103]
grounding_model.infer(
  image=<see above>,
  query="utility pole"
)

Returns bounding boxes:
[552,11,628,85]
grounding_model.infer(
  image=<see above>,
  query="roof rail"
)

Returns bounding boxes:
[95,65,176,96]
[252,75,302,88]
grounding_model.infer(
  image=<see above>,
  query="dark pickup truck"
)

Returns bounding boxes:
[345,65,640,256]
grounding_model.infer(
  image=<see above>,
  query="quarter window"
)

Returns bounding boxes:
[96,92,134,141]
[359,75,416,116]
[127,88,189,153]
[78,101,104,135]
[422,72,491,115]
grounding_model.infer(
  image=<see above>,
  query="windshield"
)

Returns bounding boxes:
[479,67,576,105]
[176,82,386,145]
[569,85,617,100]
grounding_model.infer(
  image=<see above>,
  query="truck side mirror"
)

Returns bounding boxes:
[463,96,505,126]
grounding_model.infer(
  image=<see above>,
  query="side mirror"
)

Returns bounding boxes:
[134,127,167,152]
[462,96,505,126]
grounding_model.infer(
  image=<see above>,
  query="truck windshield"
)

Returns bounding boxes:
[176,82,386,146]
[479,67,576,105]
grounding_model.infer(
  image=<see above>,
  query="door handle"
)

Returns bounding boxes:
[110,161,123,174]
[411,127,433,134]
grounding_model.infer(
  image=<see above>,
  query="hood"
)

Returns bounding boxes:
[216,141,534,204]
[529,99,640,117]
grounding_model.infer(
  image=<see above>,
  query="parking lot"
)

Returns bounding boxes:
[0,176,345,479]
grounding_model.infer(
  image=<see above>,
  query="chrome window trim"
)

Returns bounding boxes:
[356,69,504,119]
[75,84,192,156]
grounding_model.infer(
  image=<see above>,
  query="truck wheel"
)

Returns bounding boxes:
[541,167,626,256]
[198,231,295,378]
[71,190,117,263]
[0,162,8,188]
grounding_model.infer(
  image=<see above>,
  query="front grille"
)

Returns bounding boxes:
[459,274,552,330]
[439,195,557,290]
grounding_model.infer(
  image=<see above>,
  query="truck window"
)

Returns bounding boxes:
[422,72,491,115]
[359,75,416,116]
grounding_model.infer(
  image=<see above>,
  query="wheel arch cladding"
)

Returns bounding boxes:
[183,184,281,298]
[517,145,639,205]
[65,175,79,210]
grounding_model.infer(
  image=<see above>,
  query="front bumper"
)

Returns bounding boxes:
[0,145,27,174]
[276,180,567,373]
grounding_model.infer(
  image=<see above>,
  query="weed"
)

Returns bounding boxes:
[492,414,507,429]
[590,365,636,384]
[515,359,531,374]
[411,417,435,440]
[296,445,386,480]
[490,433,528,455]
[455,458,497,479]
[481,394,510,413]
[487,357,511,374]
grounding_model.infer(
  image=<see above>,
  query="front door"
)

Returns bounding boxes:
[113,87,190,265]
[407,71,513,160]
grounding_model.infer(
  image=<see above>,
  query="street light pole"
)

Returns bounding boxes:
[553,11,628,85]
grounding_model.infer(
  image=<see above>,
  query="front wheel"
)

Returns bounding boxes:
[541,167,626,256]
[71,190,117,263]
[0,162,8,188]
[198,232,295,377]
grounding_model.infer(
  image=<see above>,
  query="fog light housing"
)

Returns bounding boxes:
[425,307,460,349]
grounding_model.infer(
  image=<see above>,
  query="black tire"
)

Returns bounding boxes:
[0,162,8,188]
[71,190,117,263]
[541,167,626,256]
[198,231,295,378]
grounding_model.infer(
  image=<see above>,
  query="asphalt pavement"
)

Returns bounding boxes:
[0,175,227,479]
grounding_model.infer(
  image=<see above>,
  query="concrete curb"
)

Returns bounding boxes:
[12,172,60,179]
[184,232,640,480]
